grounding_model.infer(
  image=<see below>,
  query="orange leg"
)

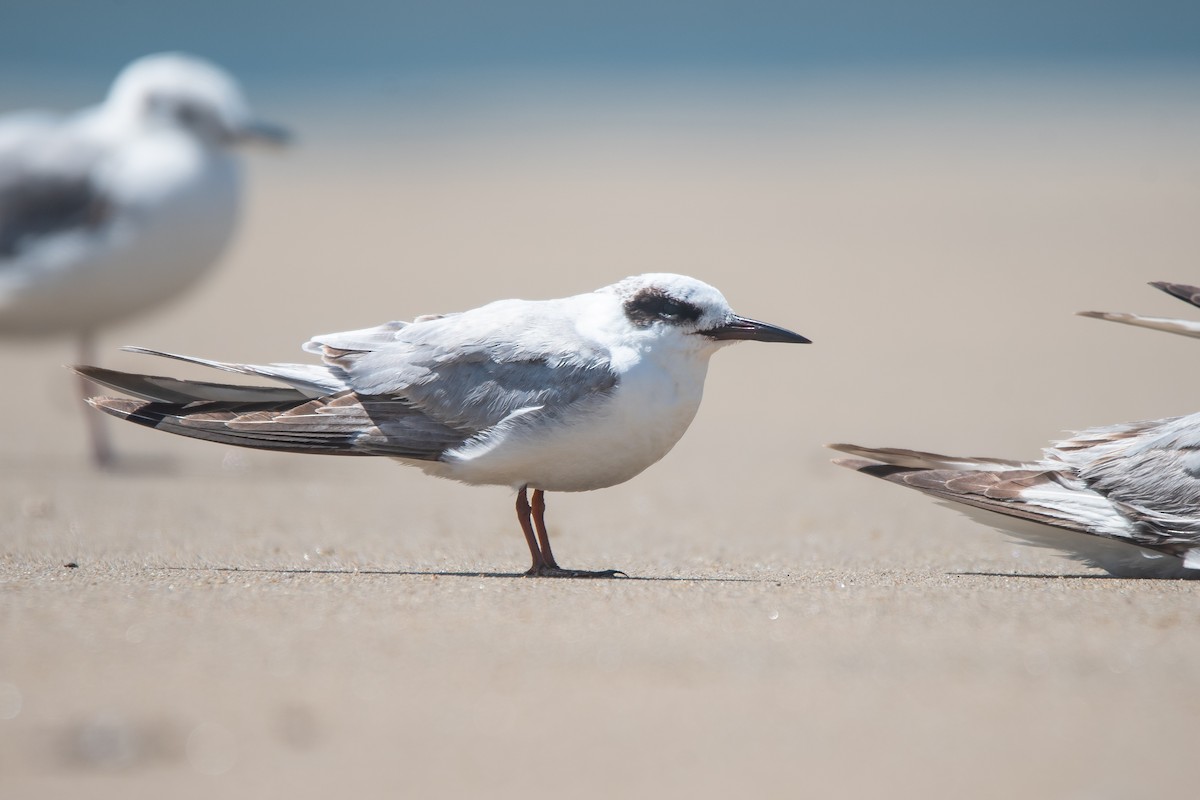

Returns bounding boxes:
[515,486,543,573]
[515,485,625,579]
[530,489,560,570]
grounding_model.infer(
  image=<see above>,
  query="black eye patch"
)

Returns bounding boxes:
[623,289,703,326]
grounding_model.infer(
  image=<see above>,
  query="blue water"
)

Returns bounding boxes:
[2,0,1198,88]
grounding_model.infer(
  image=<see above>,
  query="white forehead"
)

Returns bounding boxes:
[605,273,731,311]
[106,52,249,118]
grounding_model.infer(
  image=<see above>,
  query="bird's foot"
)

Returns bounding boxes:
[524,565,628,579]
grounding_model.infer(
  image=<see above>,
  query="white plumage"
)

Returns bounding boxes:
[80,273,809,577]
[0,52,288,463]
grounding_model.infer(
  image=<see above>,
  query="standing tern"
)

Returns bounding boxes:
[79,273,809,577]
[0,52,289,464]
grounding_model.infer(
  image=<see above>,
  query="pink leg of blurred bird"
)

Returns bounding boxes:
[77,330,114,467]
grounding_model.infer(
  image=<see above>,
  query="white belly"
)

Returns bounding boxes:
[426,353,712,492]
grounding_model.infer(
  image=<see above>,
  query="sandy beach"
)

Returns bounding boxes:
[3,74,1199,797]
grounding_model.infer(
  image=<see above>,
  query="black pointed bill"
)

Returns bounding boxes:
[703,315,811,344]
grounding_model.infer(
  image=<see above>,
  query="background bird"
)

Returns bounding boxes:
[0,52,289,465]
[830,432,1200,579]
[830,279,1200,579]
[77,273,809,577]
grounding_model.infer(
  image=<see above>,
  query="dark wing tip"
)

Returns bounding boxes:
[85,396,145,421]
[1149,281,1200,309]
[830,456,917,480]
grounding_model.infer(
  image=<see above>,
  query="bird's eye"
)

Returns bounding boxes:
[656,300,688,320]
[624,290,702,327]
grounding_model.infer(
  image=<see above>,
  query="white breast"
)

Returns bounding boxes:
[429,345,714,493]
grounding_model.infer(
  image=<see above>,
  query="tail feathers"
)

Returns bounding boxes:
[833,443,1200,578]
[75,366,307,404]
[827,443,1028,471]
[86,396,361,454]
[85,392,459,460]
[120,346,347,396]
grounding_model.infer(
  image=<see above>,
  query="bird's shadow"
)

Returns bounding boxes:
[951,571,1121,580]
[96,454,180,477]
[158,565,757,583]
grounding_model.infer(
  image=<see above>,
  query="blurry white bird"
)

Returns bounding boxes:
[1078,280,1200,339]
[0,52,289,464]
[830,424,1200,579]
[78,273,810,577]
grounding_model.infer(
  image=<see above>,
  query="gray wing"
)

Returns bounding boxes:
[306,300,619,433]
[84,359,615,461]
[85,305,619,459]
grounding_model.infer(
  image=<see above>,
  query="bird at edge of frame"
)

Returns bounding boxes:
[78,273,810,578]
[829,280,1200,580]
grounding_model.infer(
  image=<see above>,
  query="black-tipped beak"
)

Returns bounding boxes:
[703,315,811,344]
[233,120,292,147]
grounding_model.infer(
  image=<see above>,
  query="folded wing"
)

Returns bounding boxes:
[83,304,618,461]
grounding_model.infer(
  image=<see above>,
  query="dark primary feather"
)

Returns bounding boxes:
[832,455,1093,533]
[89,391,477,460]
[77,365,309,404]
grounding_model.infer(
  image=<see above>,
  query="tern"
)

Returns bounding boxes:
[829,426,1200,579]
[79,273,809,577]
[0,52,289,465]
[830,280,1200,579]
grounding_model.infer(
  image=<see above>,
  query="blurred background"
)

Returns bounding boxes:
[3,2,1200,797]
[2,0,1199,462]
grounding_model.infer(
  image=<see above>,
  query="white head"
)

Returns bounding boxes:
[103,52,289,148]
[604,273,810,348]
